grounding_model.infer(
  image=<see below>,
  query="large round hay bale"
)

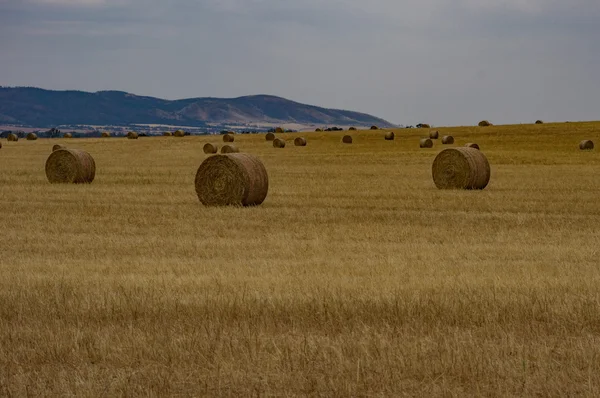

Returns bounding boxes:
[441,136,454,144]
[174,130,185,137]
[221,144,239,153]
[7,133,18,142]
[429,130,439,139]
[419,138,433,148]
[342,135,353,144]
[478,120,492,127]
[349,127,357,131]
[163,131,172,136]
[275,127,284,133]
[63,133,73,138]
[465,143,480,150]
[384,132,395,141]
[266,132,275,141]
[535,120,544,124]
[101,131,111,138]
[223,133,234,143]
[26,133,38,141]
[273,138,286,148]
[203,143,218,154]
[52,144,66,152]
[294,137,307,146]
[127,131,139,139]
[579,140,594,150]
[432,147,490,190]
[45,149,96,184]
[195,153,268,207]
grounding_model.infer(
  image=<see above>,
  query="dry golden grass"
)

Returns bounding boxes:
[1,121,600,396]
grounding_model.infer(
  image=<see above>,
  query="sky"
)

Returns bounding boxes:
[1,0,599,126]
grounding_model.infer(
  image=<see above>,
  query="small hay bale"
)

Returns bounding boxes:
[429,130,439,139]
[45,149,96,184]
[420,124,431,129]
[478,120,492,127]
[275,127,284,133]
[266,132,275,141]
[101,132,111,138]
[420,138,433,148]
[580,140,594,150]
[349,127,357,131]
[195,153,268,206]
[342,135,353,144]
[315,128,322,132]
[63,133,73,138]
[52,144,66,152]
[221,144,239,153]
[7,133,18,142]
[370,126,379,130]
[127,131,139,139]
[174,130,185,137]
[432,147,490,190]
[384,132,395,141]
[163,132,173,136]
[294,137,307,146]
[441,136,454,145]
[273,138,286,148]
[26,133,38,141]
[535,120,544,124]
[465,143,480,150]
[203,143,219,154]
[223,134,235,143]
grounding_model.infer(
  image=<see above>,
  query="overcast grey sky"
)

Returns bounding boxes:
[1,0,599,126]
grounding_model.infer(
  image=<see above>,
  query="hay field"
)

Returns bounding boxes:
[1,122,600,396]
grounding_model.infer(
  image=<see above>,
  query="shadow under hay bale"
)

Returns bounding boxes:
[63,133,73,138]
[266,132,275,141]
[432,147,490,190]
[579,140,594,150]
[384,132,395,140]
[342,135,353,144]
[26,133,38,141]
[420,138,433,148]
[0,142,2,149]
[294,137,307,146]
[223,134,235,143]
[429,131,439,139]
[7,133,18,142]
[45,149,95,184]
[203,143,219,154]
[478,120,492,127]
[273,138,286,148]
[221,144,239,153]
[127,131,139,139]
[441,136,454,145]
[195,153,269,207]
[52,144,66,152]
[465,143,480,150]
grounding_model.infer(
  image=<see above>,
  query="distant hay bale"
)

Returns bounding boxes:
[45,149,96,184]
[7,133,18,142]
[419,138,433,148]
[52,144,66,152]
[294,137,307,146]
[195,153,269,206]
[370,126,379,130]
[63,133,73,138]
[535,120,544,124]
[342,135,353,144]
[420,124,431,129]
[349,127,357,131]
[315,128,322,132]
[203,143,218,154]
[464,143,480,150]
[266,132,275,141]
[384,132,395,140]
[432,147,490,190]
[275,127,284,133]
[441,135,454,144]
[221,144,239,153]
[101,132,111,138]
[174,130,185,137]
[127,131,139,139]
[579,140,594,150]
[273,138,286,148]
[223,134,235,143]
[478,120,492,127]
[163,132,172,136]
[429,130,439,139]
[26,133,38,141]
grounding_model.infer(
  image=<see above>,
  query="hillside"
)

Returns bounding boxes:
[0,87,394,128]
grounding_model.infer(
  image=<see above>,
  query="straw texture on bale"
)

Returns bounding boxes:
[535,120,544,124]
[101,132,111,138]
[432,147,490,190]
[420,138,433,148]
[294,137,307,146]
[273,138,286,148]
[342,135,353,144]
[478,120,492,127]
[429,130,439,139]
[221,144,239,153]
[127,131,139,139]
[7,133,18,142]
[442,136,454,144]
[26,133,38,140]
[45,149,96,184]
[203,143,219,154]
[163,132,172,136]
[465,143,480,150]
[223,134,234,143]
[384,132,395,140]
[52,144,66,152]
[275,127,284,133]
[195,153,268,207]
[174,130,185,137]
[63,133,73,138]
[266,132,275,141]
[579,140,594,150]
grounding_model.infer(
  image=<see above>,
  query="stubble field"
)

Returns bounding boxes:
[1,122,600,396]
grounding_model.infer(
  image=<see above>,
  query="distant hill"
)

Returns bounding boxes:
[0,87,394,128]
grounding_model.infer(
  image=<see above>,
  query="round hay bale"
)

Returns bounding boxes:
[195,153,268,207]
[579,140,594,150]
[420,124,431,129]
[221,144,239,153]
[478,120,492,127]
[163,131,173,136]
[535,120,544,124]
[63,133,73,138]
[464,143,480,150]
[294,137,307,146]
[315,128,322,132]
[273,138,286,148]
[419,138,433,148]
[384,131,395,140]
[266,132,275,141]
[7,133,18,142]
[26,133,38,141]
[174,130,185,137]
[45,149,96,184]
[429,130,439,139]
[127,131,139,139]
[203,143,219,154]
[342,135,353,144]
[432,147,490,190]
[101,132,111,138]
[349,127,357,131]
[52,144,66,152]
[370,126,379,130]
[275,127,284,133]
[441,136,454,145]
[223,134,234,143]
